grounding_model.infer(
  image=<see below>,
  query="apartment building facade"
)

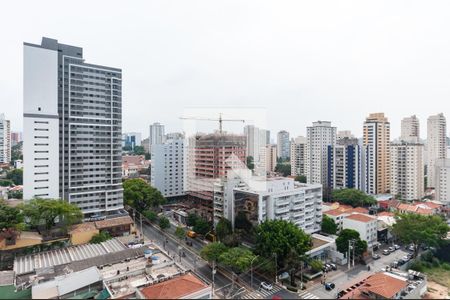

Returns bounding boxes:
[0,114,11,164]
[277,130,290,160]
[427,113,447,188]
[435,158,450,206]
[327,137,362,190]
[290,136,306,177]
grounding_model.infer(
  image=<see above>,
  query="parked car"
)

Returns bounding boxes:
[390,261,398,268]
[260,282,273,291]
[372,254,381,260]
[394,244,401,250]
[408,245,415,252]
[325,282,336,291]
[382,249,390,255]
[397,259,405,266]
[388,246,395,252]
[329,263,337,270]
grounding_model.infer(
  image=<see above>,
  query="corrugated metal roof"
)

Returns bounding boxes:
[14,238,126,275]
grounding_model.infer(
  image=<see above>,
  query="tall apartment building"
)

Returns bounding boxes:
[186,133,246,219]
[290,136,306,177]
[435,158,450,206]
[11,131,22,147]
[23,37,123,216]
[244,125,270,170]
[306,121,337,190]
[328,137,362,190]
[260,144,277,173]
[122,132,142,149]
[149,122,165,152]
[0,114,11,164]
[401,115,420,143]
[277,130,290,160]
[337,130,354,140]
[151,138,185,198]
[427,113,447,188]
[363,113,390,194]
[390,141,424,201]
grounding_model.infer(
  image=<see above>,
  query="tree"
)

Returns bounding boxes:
[186,213,199,227]
[331,188,376,207]
[246,156,255,170]
[193,218,211,236]
[7,190,22,199]
[123,178,166,212]
[10,143,23,163]
[6,169,23,185]
[335,229,368,258]
[216,218,232,241]
[159,216,170,230]
[0,179,13,187]
[392,213,449,258]
[133,146,145,156]
[222,233,241,248]
[234,211,252,232]
[321,215,338,235]
[143,210,158,223]
[309,259,323,273]
[255,220,312,267]
[20,199,83,230]
[200,242,228,263]
[175,226,185,241]
[295,175,307,183]
[275,163,291,177]
[90,231,112,244]
[0,201,25,231]
[219,247,256,273]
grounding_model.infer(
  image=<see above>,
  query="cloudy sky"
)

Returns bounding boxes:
[1,0,450,139]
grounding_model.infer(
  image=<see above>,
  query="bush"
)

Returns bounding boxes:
[409,260,425,272]
[90,231,112,244]
[143,210,158,223]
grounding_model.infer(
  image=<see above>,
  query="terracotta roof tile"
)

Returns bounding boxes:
[140,273,209,299]
[345,213,375,223]
[95,216,134,229]
[339,272,408,299]
[324,209,346,217]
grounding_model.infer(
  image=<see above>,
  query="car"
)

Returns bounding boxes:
[325,282,336,291]
[372,254,381,260]
[407,253,413,259]
[382,249,390,255]
[408,245,415,252]
[329,263,337,270]
[390,261,398,268]
[325,263,333,270]
[397,259,405,266]
[388,246,395,252]
[402,255,410,261]
[260,281,273,291]
[394,244,401,250]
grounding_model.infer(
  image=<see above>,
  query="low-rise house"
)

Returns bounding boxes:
[343,213,378,249]
[324,205,370,233]
[94,216,134,237]
[376,212,396,243]
[69,222,99,245]
[122,155,150,178]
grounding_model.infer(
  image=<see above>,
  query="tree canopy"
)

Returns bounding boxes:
[159,216,170,230]
[200,242,228,263]
[143,210,158,223]
[392,213,449,257]
[175,226,185,240]
[20,199,82,230]
[186,213,199,227]
[275,163,291,177]
[321,215,338,235]
[123,178,165,212]
[133,146,146,155]
[331,188,376,207]
[219,247,256,274]
[193,218,211,235]
[294,175,307,183]
[6,169,23,185]
[246,156,255,170]
[216,218,232,241]
[0,201,25,231]
[335,229,368,258]
[234,211,253,232]
[90,231,112,244]
[255,220,312,265]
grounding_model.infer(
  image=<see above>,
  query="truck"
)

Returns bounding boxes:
[186,230,197,238]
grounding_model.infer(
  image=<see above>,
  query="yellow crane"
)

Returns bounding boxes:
[180,113,245,134]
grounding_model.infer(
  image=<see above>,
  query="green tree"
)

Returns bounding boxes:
[321,215,338,235]
[143,210,158,223]
[246,156,255,170]
[295,175,307,183]
[216,218,232,241]
[186,213,199,227]
[0,201,25,231]
[20,199,83,230]
[200,242,228,263]
[392,213,449,258]
[219,246,256,294]
[123,178,166,212]
[309,259,323,273]
[234,211,252,232]
[90,231,112,244]
[0,179,13,187]
[175,226,185,241]
[222,232,241,247]
[193,218,211,235]
[159,216,170,230]
[6,169,23,185]
[10,143,23,163]
[275,163,291,177]
[335,229,368,258]
[133,146,145,155]
[331,188,376,207]
[7,190,23,199]
[255,220,312,267]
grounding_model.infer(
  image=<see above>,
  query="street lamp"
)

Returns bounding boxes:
[250,255,259,289]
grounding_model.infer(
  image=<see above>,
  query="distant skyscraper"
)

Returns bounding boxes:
[435,158,450,206]
[277,130,290,160]
[401,115,420,143]
[337,130,354,140]
[23,37,123,216]
[244,125,269,171]
[390,141,424,201]
[427,113,447,188]
[149,122,165,151]
[328,137,362,190]
[122,132,142,149]
[290,136,306,177]
[363,113,390,194]
[306,121,336,189]
[10,131,22,147]
[261,144,277,173]
[0,114,11,164]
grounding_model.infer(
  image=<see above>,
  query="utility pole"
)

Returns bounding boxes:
[212,260,216,298]
[348,240,351,270]
[352,239,356,267]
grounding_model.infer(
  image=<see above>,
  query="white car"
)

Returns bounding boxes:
[260,281,273,291]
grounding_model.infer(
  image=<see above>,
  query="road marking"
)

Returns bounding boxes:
[298,290,320,299]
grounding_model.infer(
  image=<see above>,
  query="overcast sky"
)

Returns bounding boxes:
[1,0,450,139]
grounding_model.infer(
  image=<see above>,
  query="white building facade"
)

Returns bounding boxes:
[244,125,270,172]
[149,122,165,152]
[290,136,306,177]
[343,213,378,248]
[435,158,450,206]
[401,115,420,143]
[427,113,447,188]
[0,114,11,164]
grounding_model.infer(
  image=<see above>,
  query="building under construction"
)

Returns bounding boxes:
[186,132,246,220]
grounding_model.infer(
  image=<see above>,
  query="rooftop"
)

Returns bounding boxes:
[324,209,346,217]
[140,273,209,299]
[95,216,134,229]
[345,213,376,223]
[69,222,97,234]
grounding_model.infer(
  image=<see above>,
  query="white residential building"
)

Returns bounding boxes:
[149,122,165,152]
[390,141,424,201]
[277,130,290,160]
[260,144,277,173]
[23,37,123,216]
[244,125,270,171]
[151,138,185,198]
[401,115,420,143]
[435,158,450,206]
[343,213,378,248]
[427,113,447,188]
[306,121,337,189]
[0,114,11,164]
[290,136,307,177]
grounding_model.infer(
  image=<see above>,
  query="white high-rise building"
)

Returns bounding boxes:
[0,114,11,164]
[244,125,270,170]
[149,122,165,152]
[290,136,306,177]
[427,113,447,188]
[435,158,450,205]
[401,115,420,143]
[277,130,290,160]
[306,121,337,189]
[390,141,424,201]
[151,138,185,198]
[260,144,277,173]
[23,38,123,216]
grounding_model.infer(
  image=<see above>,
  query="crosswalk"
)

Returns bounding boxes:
[240,286,319,299]
[298,290,320,299]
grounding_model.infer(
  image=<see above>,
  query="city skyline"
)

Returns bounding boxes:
[1,1,450,138]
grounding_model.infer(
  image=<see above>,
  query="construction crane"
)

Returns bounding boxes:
[180,113,245,134]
